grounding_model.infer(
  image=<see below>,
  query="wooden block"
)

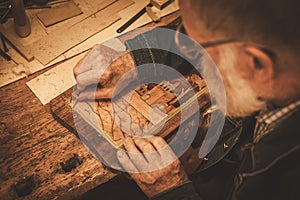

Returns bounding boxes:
[28,0,134,65]
[37,1,83,27]
[150,0,171,10]
[123,90,168,124]
[146,6,161,22]
[0,26,34,61]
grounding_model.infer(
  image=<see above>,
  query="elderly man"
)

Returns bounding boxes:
[74,0,300,199]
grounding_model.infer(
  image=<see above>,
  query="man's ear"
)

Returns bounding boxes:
[243,45,274,83]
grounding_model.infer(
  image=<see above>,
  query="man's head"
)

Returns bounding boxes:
[179,0,300,117]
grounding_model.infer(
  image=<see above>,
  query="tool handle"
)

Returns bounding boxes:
[0,49,11,61]
[116,4,151,33]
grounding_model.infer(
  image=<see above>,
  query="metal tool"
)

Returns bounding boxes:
[0,3,11,23]
[0,48,11,60]
[116,3,151,33]
[0,13,11,61]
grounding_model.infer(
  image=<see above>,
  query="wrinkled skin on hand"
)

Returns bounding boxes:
[73,44,136,100]
[73,43,205,198]
[117,136,189,198]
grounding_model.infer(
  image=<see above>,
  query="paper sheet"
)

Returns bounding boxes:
[26,53,85,105]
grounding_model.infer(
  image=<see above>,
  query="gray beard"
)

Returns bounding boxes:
[215,45,267,118]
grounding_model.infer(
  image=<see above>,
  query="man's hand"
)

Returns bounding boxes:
[117,136,189,198]
[73,44,137,100]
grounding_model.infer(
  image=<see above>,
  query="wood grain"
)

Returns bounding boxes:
[42,0,118,34]
[0,66,115,200]
[150,0,171,9]
[37,1,83,27]
[146,6,161,22]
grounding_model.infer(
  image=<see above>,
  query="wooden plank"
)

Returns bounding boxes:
[29,15,118,66]
[0,26,34,61]
[63,0,179,58]
[0,71,115,200]
[0,0,179,89]
[37,1,83,27]
[50,88,77,134]
[0,0,123,88]
[0,41,67,88]
[150,0,171,10]
[50,90,123,167]
[28,0,134,65]
[43,0,118,34]
[0,0,119,66]
[24,9,180,103]
[26,52,86,105]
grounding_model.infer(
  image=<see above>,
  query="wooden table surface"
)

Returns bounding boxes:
[0,12,180,200]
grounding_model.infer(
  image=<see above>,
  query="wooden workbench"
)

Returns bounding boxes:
[0,12,180,200]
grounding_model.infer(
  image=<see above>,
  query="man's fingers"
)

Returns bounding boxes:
[73,46,103,77]
[124,137,140,153]
[146,137,178,165]
[116,149,138,173]
[74,50,115,91]
[75,67,112,91]
[124,137,148,170]
[76,87,114,100]
[73,56,86,77]
[134,138,156,153]
[146,136,168,149]
[134,138,160,164]
[76,71,101,91]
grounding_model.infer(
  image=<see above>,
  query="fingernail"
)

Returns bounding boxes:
[117,150,124,158]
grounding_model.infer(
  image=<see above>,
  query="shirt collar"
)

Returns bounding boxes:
[253,100,300,143]
[256,100,300,126]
